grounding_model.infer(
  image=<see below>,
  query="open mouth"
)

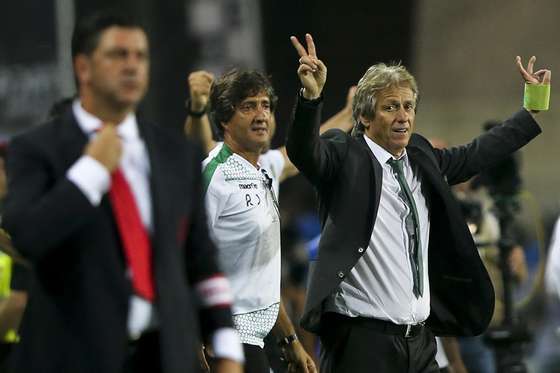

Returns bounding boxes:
[392,128,408,134]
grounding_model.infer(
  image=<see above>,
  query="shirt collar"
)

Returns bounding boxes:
[72,99,139,140]
[362,134,409,165]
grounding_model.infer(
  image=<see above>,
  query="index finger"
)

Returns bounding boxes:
[290,36,308,58]
[305,33,317,58]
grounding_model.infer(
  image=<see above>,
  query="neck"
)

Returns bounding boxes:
[224,138,261,167]
[80,92,133,124]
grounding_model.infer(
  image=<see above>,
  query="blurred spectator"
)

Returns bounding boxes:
[533,215,560,372]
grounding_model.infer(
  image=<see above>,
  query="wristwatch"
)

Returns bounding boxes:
[278,334,298,347]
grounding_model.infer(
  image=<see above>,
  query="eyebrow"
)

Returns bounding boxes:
[241,98,270,103]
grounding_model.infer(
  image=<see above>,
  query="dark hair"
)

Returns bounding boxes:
[209,69,277,138]
[71,11,144,59]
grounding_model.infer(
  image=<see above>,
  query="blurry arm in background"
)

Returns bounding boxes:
[441,337,468,373]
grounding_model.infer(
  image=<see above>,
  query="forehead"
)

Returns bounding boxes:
[96,26,148,51]
[376,85,414,102]
[240,91,271,103]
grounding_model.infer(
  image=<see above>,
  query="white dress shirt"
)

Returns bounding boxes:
[325,135,431,325]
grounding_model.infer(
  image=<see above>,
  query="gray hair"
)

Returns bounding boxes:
[351,63,419,136]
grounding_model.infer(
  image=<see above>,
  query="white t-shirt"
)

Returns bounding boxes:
[203,143,285,315]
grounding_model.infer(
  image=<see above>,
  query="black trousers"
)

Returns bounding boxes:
[243,343,271,373]
[319,313,439,373]
[123,331,163,373]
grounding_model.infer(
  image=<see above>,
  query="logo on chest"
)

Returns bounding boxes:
[238,182,259,190]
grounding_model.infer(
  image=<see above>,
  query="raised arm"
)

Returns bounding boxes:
[278,85,355,182]
[184,71,217,154]
[516,55,551,117]
[435,56,550,185]
[286,34,348,185]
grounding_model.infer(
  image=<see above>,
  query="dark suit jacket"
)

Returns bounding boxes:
[286,95,541,336]
[2,108,231,373]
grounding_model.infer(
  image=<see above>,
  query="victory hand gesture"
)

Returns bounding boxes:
[290,34,327,100]
[516,56,551,85]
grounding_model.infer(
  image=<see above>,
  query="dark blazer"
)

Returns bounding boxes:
[286,96,541,336]
[2,108,230,373]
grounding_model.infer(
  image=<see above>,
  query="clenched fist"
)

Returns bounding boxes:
[84,124,122,173]
[188,70,214,112]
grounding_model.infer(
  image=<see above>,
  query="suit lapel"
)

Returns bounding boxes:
[407,146,447,190]
[357,136,383,233]
[58,108,89,170]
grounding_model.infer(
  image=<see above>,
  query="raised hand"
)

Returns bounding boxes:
[516,56,551,85]
[84,124,122,173]
[290,34,327,100]
[188,70,215,112]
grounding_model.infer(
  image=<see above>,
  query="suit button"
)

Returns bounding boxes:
[358,247,364,253]
[337,271,344,279]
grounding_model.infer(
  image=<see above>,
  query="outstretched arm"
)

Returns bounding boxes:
[434,56,550,185]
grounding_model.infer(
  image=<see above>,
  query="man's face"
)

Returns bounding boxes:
[223,92,272,153]
[362,85,416,157]
[76,26,149,110]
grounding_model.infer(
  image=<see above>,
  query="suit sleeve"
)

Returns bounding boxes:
[183,144,235,338]
[433,109,541,185]
[2,135,98,263]
[286,94,348,186]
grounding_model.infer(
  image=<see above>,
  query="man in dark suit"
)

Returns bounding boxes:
[286,34,550,372]
[1,12,243,373]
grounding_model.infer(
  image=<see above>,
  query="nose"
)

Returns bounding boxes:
[396,106,409,122]
[123,52,144,74]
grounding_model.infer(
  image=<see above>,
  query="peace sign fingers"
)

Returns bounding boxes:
[305,33,317,59]
[290,33,327,100]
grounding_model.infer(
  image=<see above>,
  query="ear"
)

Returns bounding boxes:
[74,55,91,86]
[359,115,372,129]
[220,122,228,134]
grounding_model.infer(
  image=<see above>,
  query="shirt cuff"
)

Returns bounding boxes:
[67,156,110,206]
[212,327,244,363]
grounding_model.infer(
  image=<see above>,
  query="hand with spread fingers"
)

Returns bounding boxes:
[516,55,551,85]
[290,33,327,100]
